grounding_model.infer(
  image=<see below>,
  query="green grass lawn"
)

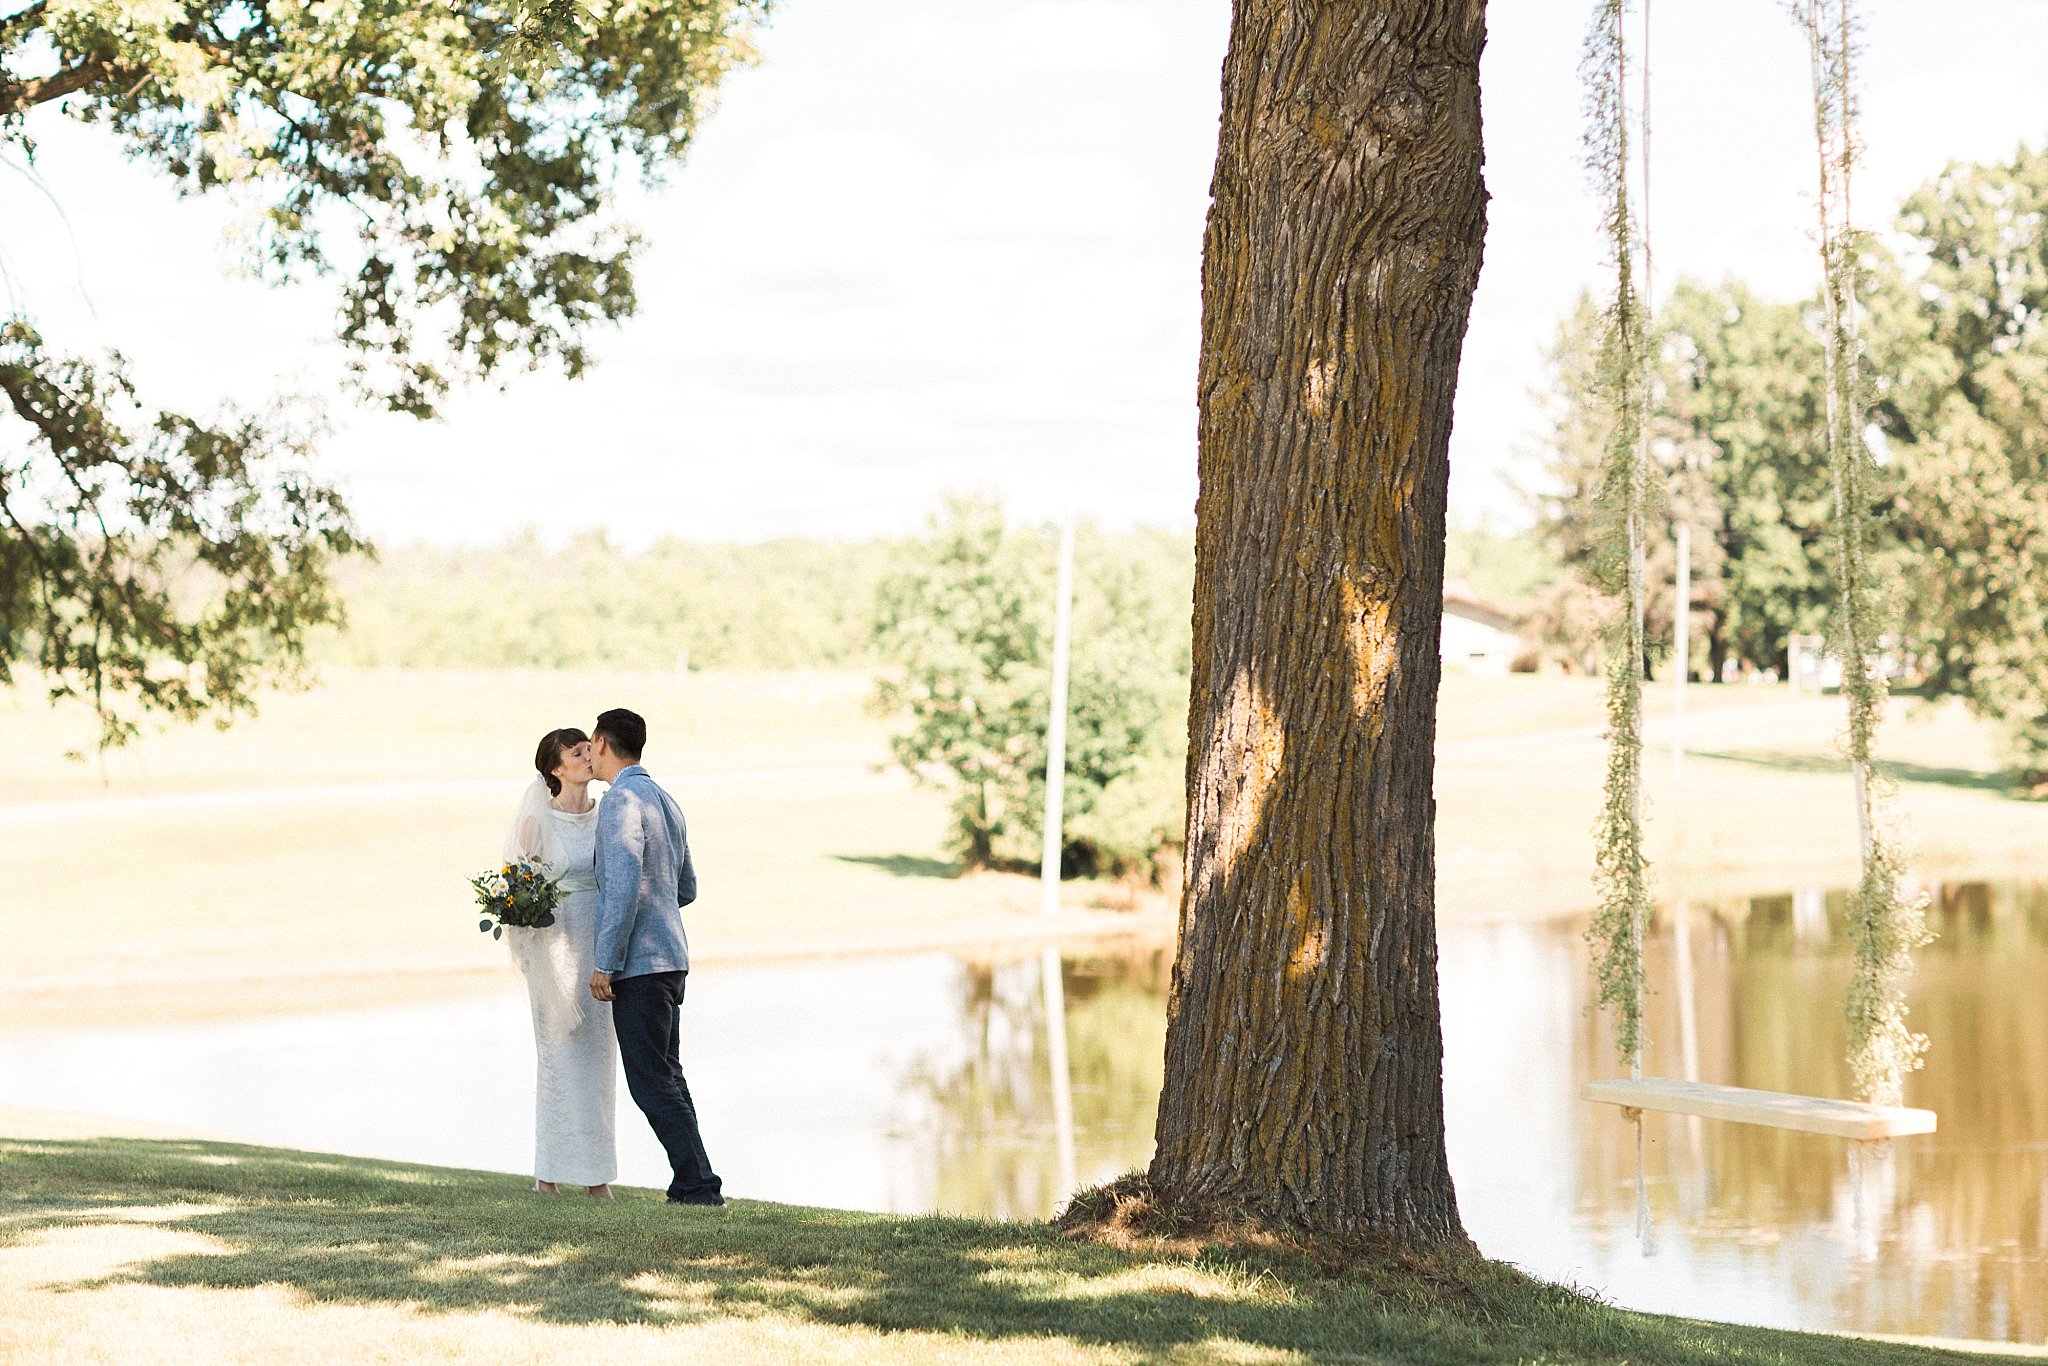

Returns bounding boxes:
[0,1110,2025,1366]
[4,667,2045,1028]
[6,678,2045,1361]
[0,668,892,804]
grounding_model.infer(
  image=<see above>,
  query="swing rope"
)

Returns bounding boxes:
[1582,0,1657,1254]
[1633,0,1655,1254]
[1582,0,1931,1257]
[1794,0,1932,1251]
[1795,0,1933,1113]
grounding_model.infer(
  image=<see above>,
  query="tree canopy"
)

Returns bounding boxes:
[1,0,764,745]
[1534,141,2048,773]
[1532,281,1833,680]
[1878,145,2048,770]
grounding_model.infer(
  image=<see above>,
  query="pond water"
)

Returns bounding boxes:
[3,877,2043,1344]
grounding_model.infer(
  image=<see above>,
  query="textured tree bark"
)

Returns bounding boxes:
[1147,0,1487,1244]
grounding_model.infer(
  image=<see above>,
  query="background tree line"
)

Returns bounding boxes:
[309,509,1561,881]
[319,520,1538,677]
[1529,142,2048,771]
[315,534,896,671]
[312,519,1194,677]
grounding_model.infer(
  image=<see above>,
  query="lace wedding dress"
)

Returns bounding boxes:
[504,780,618,1186]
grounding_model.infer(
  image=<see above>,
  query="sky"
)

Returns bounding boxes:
[8,0,2048,547]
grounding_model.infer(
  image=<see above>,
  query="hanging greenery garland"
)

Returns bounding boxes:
[1575,0,1932,1255]
[1790,0,1932,1109]
[1582,0,1654,1076]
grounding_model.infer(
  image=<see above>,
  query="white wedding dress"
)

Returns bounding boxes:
[504,781,618,1186]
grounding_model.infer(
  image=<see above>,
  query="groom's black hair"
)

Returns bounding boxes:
[594,708,646,762]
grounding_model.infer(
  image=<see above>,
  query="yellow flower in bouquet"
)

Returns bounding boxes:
[470,857,566,939]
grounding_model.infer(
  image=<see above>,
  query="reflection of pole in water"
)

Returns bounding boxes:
[1671,897,1707,1203]
[1041,945,1079,1201]
[1793,885,1826,945]
[1848,1138,1891,1261]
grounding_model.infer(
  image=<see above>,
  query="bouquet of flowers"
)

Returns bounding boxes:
[471,858,565,939]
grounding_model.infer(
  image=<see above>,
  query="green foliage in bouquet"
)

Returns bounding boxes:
[471,858,564,940]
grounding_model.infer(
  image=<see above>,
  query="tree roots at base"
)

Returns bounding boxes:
[1056,1173,1488,1287]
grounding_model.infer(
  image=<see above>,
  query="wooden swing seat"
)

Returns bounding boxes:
[1583,1077,1936,1141]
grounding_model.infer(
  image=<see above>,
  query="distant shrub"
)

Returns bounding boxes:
[870,497,1191,880]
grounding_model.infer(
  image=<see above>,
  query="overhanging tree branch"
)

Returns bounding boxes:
[0,321,361,747]
[0,1,47,42]
[0,57,126,117]
[0,1,763,745]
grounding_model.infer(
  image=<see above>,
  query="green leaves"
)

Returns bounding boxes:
[0,321,362,750]
[1880,145,2048,774]
[1535,279,1847,681]
[870,497,1188,878]
[3,1,766,416]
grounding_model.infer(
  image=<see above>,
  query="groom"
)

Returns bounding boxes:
[587,707,725,1207]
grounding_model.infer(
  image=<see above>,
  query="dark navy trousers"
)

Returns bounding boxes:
[611,970,721,1202]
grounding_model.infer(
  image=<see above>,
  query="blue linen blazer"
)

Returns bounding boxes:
[592,765,697,979]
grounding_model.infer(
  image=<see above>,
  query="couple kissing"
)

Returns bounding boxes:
[502,707,724,1206]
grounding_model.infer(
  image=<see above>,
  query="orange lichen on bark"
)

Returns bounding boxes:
[1203,670,1287,891]
[1339,575,1395,717]
[1286,870,1326,979]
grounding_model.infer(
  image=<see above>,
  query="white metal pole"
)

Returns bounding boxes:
[1039,514,1078,918]
[1673,519,1690,782]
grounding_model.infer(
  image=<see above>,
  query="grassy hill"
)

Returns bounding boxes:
[0,1108,2025,1366]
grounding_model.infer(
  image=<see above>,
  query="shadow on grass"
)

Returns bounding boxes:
[1687,748,2020,796]
[832,853,962,880]
[0,1135,1998,1364]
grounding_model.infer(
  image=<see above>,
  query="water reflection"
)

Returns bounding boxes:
[895,948,1166,1219]
[0,948,1170,1222]
[1,880,2044,1341]
[1543,878,2048,1341]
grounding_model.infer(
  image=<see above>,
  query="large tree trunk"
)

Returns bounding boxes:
[1146,0,1487,1244]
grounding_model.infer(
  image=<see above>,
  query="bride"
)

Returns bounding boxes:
[504,727,617,1196]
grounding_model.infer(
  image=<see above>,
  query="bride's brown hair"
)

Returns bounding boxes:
[534,728,591,798]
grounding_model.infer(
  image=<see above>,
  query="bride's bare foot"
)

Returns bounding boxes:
[533,1180,559,1195]
[585,1184,613,1199]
